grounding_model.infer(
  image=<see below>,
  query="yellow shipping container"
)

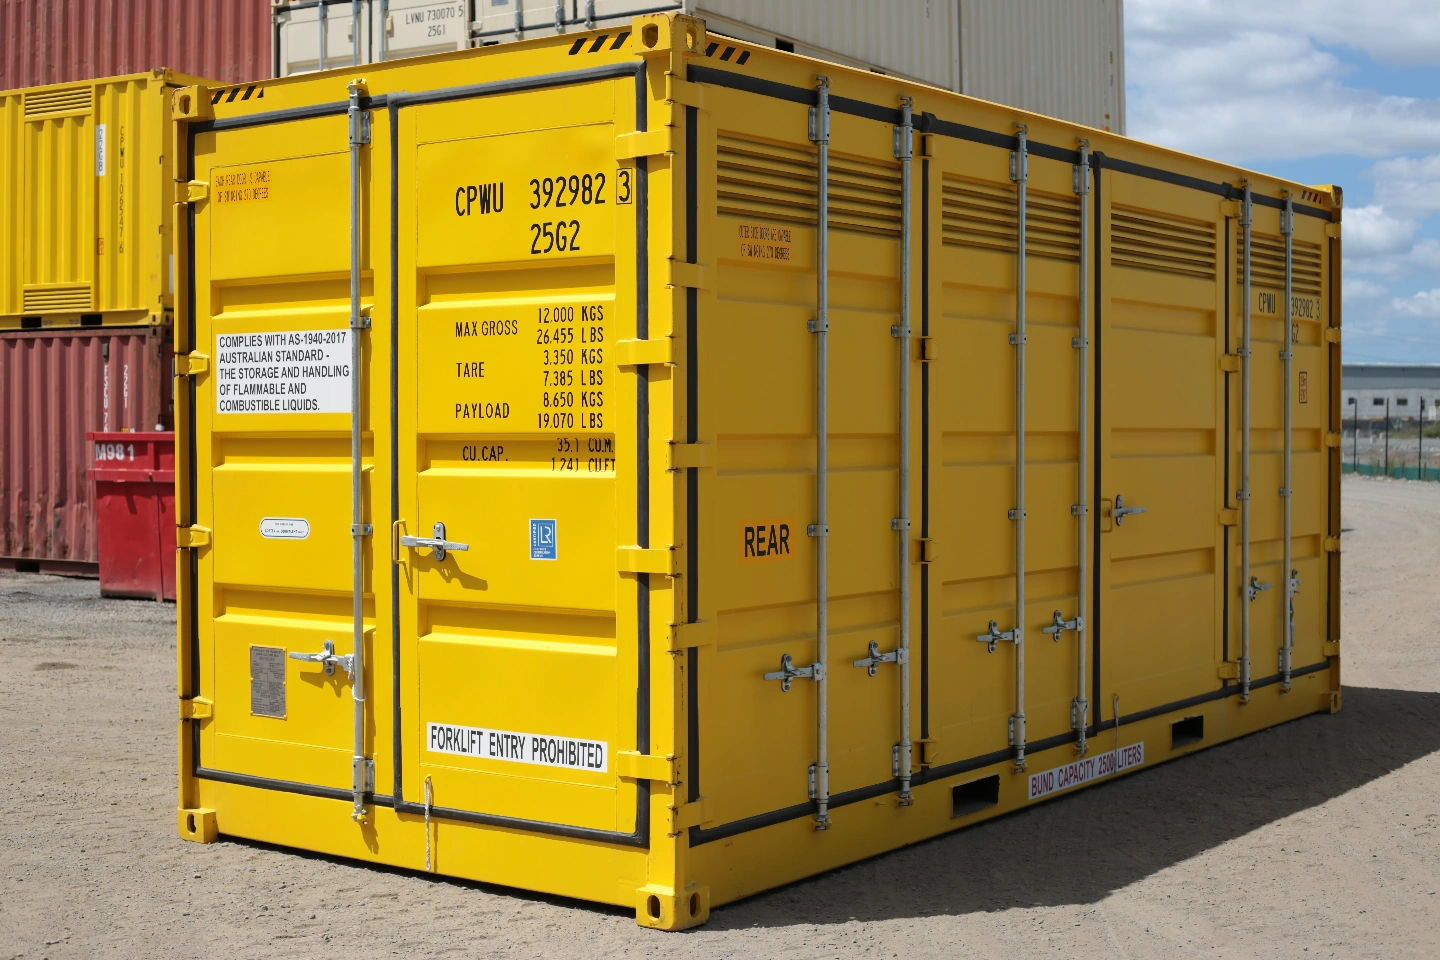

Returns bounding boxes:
[172,14,1343,930]
[0,70,222,330]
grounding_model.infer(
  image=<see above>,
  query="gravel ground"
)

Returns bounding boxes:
[2,474,1438,959]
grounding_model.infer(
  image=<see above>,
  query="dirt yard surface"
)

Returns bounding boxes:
[3,475,1438,960]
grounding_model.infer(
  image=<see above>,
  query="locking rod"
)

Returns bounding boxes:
[347,79,369,822]
[1074,140,1092,755]
[1010,125,1029,770]
[810,77,832,829]
[1240,184,1253,702]
[1281,194,1295,690]
[894,97,915,804]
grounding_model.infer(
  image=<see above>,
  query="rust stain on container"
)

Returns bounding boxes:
[0,0,271,88]
[0,328,172,571]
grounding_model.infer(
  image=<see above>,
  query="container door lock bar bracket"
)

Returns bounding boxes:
[289,639,356,681]
[853,640,904,676]
[763,653,823,692]
[976,620,1020,654]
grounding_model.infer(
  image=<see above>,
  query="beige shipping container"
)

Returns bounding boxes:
[276,1,1125,131]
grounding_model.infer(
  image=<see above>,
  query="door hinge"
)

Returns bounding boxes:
[175,352,209,377]
[668,619,716,651]
[1219,354,1241,373]
[171,85,213,121]
[666,259,707,290]
[616,751,681,784]
[1220,199,1241,218]
[1324,432,1342,448]
[1324,328,1342,343]
[1325,222,1341,238]
[176,180,208,204]
[1323,641,1340,657]
[916,538,937,563]
[667,442,711,470]
[177,525,211,549]
[179,696,213,720]
[916,738,937,765]
[664,72,704,108]
[917,336,936,361]
[616,545,678,575]
[614,337,675,367]
[1218,662,1240,680]
[1219,508,1239,526]
[615,128,674,160]
[668,798,708,834]
[1324,536,1341,553]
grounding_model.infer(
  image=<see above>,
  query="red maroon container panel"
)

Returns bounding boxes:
[88,431,176,600]
[0,328,173,570]
[0,0,272,89]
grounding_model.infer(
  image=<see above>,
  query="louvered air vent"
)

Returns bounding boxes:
[24,284,93,313]
[1240,234,1323,297]
[1111,206,1217,280]
[717,133,901,237]
[940,175,1080,261]
[24,87,93,117]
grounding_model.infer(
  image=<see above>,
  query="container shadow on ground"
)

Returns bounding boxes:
[212,686,1438,930]
[704,685,1440,929]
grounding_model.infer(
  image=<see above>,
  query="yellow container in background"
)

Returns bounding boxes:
[0,70,221,330]
[173,14,1343,930]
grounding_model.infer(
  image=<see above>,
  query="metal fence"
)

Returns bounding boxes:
[1342,395,1440,482]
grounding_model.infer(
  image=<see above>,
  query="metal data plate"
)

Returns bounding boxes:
[249,645,287,719]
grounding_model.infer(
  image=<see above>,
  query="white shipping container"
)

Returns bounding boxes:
[273,0,1125,132]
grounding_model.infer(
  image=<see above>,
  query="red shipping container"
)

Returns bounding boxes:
[87,431,175,600]
[0,327,173,573]
[0,0,273,89]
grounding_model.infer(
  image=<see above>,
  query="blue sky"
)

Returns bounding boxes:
[1125,0,1440,363]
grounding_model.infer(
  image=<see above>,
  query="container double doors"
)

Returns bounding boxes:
[189,76,648,838]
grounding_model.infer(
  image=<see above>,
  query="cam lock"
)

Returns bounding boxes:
[1113,494,1147,525]
[853,640,905,676]
[763,653,824,692]
[976,620,1020,653]
[1247,576,1273,602]
[1042,610,1082,641]
[289,639,355,681]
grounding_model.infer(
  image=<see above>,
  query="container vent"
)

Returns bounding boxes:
[1111,205,1217,280]
[23,284,93,313]
[24,87,93,117]
[717,133,901,237]
[1240,234,1324,297]
[940,175,1080,261]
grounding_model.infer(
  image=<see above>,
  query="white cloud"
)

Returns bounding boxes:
[1127,1,1440,161]
[1345,278,1390,300]
[1343,205,1420,257]
[1369,154,1440,215]
[1391,289,1440,317]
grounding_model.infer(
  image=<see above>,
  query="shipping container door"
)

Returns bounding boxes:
[190,112,375,798]
[22,84,98,316]
[394,78,644,837]
[1098,172,1226,717]
[926,136,1086,770]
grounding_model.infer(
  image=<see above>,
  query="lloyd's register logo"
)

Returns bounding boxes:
[530,519,557,560]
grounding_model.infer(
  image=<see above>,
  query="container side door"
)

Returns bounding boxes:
[396,84,639,833]
[1098,172,1226,716]
[926,138,1086,765]
[190,112,375,795]
[21,83,99,316]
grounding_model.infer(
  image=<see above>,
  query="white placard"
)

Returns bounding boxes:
[95,124,106,176]
[259,517,310,539]
[215,329,351,414]
[426,721,608,773]
[1028,742,1144,801]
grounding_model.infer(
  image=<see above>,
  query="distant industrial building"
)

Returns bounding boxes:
[1342,364,1440,421]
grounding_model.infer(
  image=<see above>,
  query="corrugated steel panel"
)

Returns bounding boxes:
[0,0,272,89]
[958,0,1124,133]
[0,327,172,567]
[694,0,958,90]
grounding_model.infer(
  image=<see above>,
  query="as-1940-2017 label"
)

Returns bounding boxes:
[215,329,350,414]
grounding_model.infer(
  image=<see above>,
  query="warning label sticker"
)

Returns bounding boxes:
[215,329,351,414]
[1027,742,1144,801]
[426,721,607,772]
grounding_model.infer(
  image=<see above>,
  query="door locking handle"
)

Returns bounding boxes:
[399,521,469,561]
[289,638,355,680]
[1113,494,1147,525]
[1247,576,1273,601]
